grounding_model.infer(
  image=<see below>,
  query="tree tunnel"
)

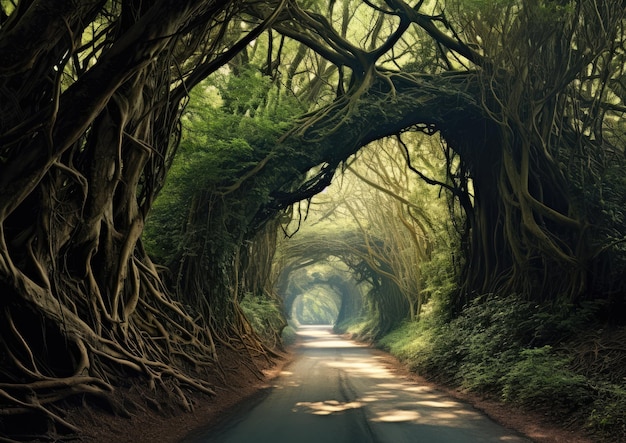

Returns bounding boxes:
[278,259,366,326]
[2,1,625,439]
[273,210,420,338]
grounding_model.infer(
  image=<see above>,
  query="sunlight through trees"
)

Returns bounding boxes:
[1,0,625,439]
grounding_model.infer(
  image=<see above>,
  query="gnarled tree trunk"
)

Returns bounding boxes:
[0,1,281,437]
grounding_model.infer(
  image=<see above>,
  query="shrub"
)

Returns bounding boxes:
[587,383,626,441]
[378,321,427,360]
[501,346,590,415]
[239,293,286,348]
[280,324,298,346]
[335,316,381,342]
[455,296,530,392]
[376,294,623,441]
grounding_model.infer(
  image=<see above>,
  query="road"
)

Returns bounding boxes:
[182,325,530,443]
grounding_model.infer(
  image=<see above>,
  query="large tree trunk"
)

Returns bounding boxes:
[0,1,283,437]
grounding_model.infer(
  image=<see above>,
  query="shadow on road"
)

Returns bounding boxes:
[182,325,529,443]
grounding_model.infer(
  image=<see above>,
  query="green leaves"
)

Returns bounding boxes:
[240,293,286,346]
[501,346,588,413]
[143,62,305,269]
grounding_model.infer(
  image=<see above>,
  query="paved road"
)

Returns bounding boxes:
[183,325,530,443]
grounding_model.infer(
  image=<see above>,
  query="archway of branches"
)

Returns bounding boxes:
[286,274,343,325]
[275,224,416,338]
[1,1,625,439]
[279,259,363,325]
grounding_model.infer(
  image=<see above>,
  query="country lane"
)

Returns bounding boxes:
[182,325,530,443]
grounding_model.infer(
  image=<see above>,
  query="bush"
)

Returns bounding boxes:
[239,293,286,348]
[280,324,298,346]
[587,383,626,441]
[501,346,590,415]
[377,294,595,401]
[455,297,530,392]
[418,294,538,389]
[376,294,624,440]
[335,316,381,342]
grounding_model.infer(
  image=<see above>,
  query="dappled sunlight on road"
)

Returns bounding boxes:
[292,327,529,440]
[360,390,398,400]
[311,337,498,428]
[416,399,462,408]
[293,400,363,415]
[185,325,530,442]
[326,360,391,378]
[373,409,422,422]
[301,339,361,348]
[295,325,367,349]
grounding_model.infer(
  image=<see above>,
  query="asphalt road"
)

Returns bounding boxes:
[183,325,530,443]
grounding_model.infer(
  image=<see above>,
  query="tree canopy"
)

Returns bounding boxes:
[1,0,625,439]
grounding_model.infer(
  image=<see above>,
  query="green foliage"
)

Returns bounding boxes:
[240,293,286,346]
[143,66,304,264]
[216,68,271,116]
[377,294,626,440]
[378,319,435,366]
[0,2,13,14]
[455,296,547,392]
[419,241,459,323]
[280,323,298,346]
[383,295,535,388]
[501,347,589,414]
[334,316,381,342]
[569,151,626,304]
[529,300,604,344]
[459,0,514,11]
[587,383,626,441]
[378,315,467,380]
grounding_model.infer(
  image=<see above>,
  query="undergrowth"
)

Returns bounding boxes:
[334,316,381,342]
[377,294,626,442]
[281,323,298,346]
[240,293,286,349]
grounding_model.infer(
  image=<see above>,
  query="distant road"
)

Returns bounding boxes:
[182,325,530,443]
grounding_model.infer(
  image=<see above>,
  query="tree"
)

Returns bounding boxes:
[258,0,626,311]
[344,138,438,321]
[273,132,456,336]
[1,0,625,438]
[0,0,285,436]
[442,0,626,307]
[141,61,309,363]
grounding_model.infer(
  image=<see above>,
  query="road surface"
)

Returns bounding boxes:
[182,325,530,443]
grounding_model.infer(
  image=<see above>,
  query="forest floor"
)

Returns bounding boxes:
[72,339,594,443]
